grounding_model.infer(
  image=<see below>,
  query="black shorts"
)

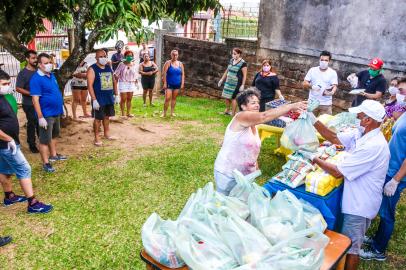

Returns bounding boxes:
[71,85,87,90]
[141,76,155,90]
[92,104,115,120]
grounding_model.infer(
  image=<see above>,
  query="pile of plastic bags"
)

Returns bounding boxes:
[326,112,360,133]
[141,170,329,269]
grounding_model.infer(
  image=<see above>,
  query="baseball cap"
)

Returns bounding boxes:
[368,57,384,70]
[348,100,386,122]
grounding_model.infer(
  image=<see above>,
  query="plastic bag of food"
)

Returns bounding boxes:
[269,190,306,232]
[280,112,319,152]
[258,215,296,245]
[141,213,185,268]
[327,112,360,132]
[300,199,327,233]
[175,218,239,270]
[229,170,262,203]
[264,228,329,270]
[273,169,308,188]
[217,208,272,265]
[307,99,320,112]
[247,184,272,227]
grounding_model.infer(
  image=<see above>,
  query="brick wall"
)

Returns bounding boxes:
[162,35,405,110]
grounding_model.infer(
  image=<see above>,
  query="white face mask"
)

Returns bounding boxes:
[319,60,329,70]
[44,63,53,73]
[357,125,366,135]
[396,93,405,104]
[0,85,12,95]
[98,57,109,66]
[388,86,399,96]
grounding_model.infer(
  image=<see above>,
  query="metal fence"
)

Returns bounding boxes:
[0,20,69,103]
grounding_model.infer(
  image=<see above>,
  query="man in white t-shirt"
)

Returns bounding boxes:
[303,50,338,115]
[303,100,390,270]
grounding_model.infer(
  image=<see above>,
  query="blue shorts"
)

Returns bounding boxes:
[167,84,181,90]
[0,145,32,179]
[341,213,371,255]
[214,170,237,196]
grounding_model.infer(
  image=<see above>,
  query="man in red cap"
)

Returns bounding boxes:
[347,57,387,106]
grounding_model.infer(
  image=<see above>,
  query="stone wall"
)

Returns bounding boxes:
[259,0,406,71]
[161,34,405,110]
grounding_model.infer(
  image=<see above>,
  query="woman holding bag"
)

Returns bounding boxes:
[214,88,307,195]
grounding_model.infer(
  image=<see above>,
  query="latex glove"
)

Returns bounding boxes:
[384,178,399,197]
[347,73,358,88]
[311,85,322,92]
[38,117,48,130]
[217,79,223,87]
[7,139,17,155]
[307,112,318,125]
[92,100,100,110]
[239,85,244,91]
[114,95,120,104]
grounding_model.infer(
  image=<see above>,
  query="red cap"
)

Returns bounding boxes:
[368,57,384,70]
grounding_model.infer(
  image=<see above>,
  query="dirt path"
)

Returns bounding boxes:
[17,100,179,160]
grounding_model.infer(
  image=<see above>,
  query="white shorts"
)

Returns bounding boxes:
[118,81,137,93]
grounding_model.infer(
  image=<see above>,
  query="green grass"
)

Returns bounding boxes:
[0,96,404,269]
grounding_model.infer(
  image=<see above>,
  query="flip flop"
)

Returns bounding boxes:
[94,141,103,147]
[104,136,118,140]
[127,114,134,118]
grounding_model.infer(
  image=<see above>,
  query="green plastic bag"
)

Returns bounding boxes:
[247,183,272,228]
[229,170,262,203]
[300,199,327,233]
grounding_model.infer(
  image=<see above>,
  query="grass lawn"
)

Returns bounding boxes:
[0,96,404,269]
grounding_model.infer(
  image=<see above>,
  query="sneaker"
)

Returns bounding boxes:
[0,236,12,247]
[363,235,374,247]
[359,247,387,261]
[4,194,27,206]
[29,145,39,153]
[43,163,56,173]
[27,201,53,214]
[49,154,68,162]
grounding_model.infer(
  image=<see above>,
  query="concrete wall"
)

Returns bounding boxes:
[161,34,404,110]
[258,0,406,71]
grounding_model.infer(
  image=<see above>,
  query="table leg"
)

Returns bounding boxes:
[336,255,347,270]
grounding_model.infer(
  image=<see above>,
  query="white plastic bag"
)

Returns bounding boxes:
[217,209,272,265]
[300,199,327,233]
[280,112,319,152]
[141,213,185,268]
[247,183,272,228]
[229,170,262,203]
[175,218,238,270]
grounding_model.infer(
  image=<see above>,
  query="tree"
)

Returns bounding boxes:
[0,0,221,93]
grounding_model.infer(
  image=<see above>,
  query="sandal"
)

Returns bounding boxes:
[127,114,134,118]
[104,136,117,140]
[94,141,103,147]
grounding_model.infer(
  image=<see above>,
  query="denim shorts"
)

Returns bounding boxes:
[39,116,61,144]
[341,213,372,255]
[214,170,237,196]
[0,145,32,179]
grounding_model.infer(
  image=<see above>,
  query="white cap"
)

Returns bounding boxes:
[348,100,386,122]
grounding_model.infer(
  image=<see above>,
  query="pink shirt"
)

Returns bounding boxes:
[114,62,138,82]
[214,116,261,177]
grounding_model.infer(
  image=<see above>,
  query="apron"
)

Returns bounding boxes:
[222,59,245,99]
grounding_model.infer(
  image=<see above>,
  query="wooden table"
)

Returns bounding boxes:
[140,229,351,270]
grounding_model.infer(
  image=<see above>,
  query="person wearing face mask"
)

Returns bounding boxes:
[252,59,283,112]
[214,88,307,195]
[111,44,124,71]
[139,42,150,63]
[303,100,390,270]
[303,50,338,116]
[218,48,248,116]
[0,70,53,213]
[15,50,39,153]
[87,49,119,146]
[114,50,138,118]
[30,53,66,173]
[359,77,406,262]
[384,77,406,120]
[348,57,387,107]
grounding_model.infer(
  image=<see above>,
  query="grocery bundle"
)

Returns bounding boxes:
[141,170,329,269]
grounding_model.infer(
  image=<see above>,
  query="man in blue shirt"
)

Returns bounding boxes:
[360,77,406,261]
[30,53,67,173]
[88,49,118,146]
